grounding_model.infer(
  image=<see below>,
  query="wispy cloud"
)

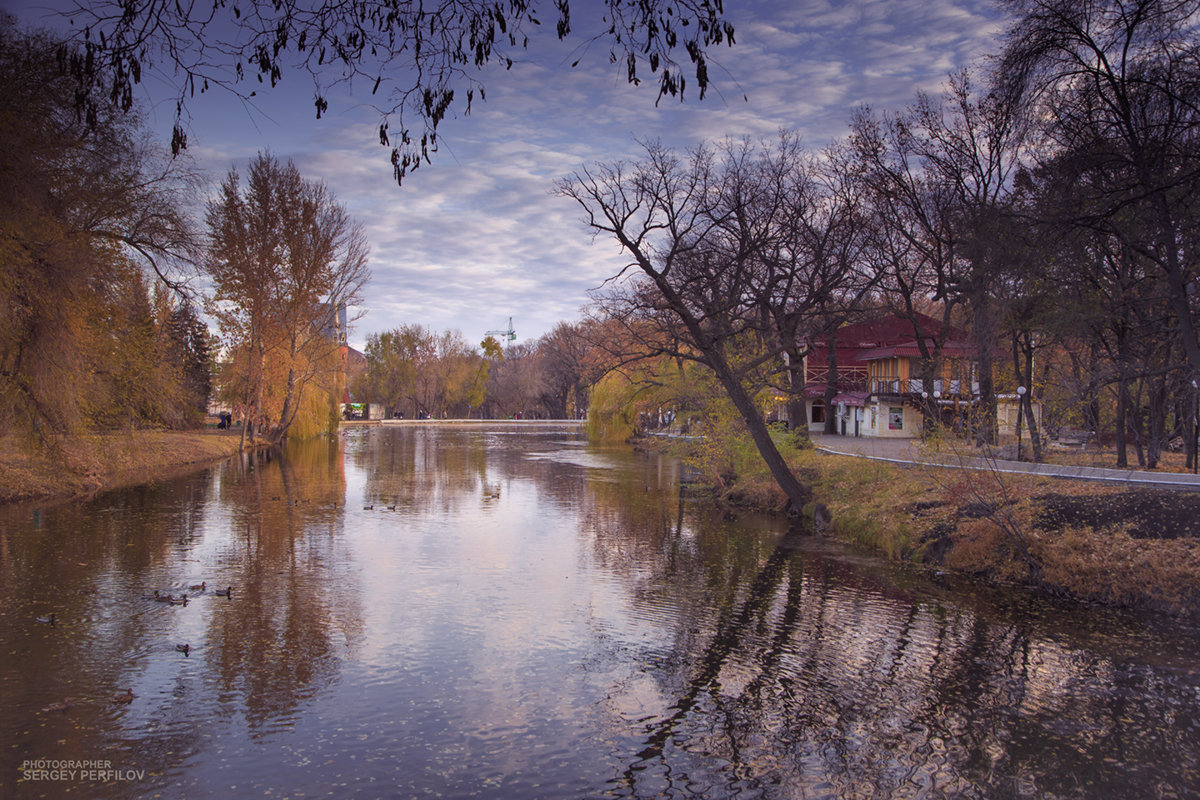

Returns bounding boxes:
[9,0,1008,349]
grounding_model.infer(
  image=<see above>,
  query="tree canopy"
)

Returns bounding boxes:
[56,0,736,183]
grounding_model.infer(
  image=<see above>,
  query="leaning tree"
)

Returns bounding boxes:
[559,137,862,514]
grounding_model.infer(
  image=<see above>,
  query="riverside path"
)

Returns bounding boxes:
[811,433,1200,490]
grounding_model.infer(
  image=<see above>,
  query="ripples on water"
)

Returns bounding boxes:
[1,425,1199,798]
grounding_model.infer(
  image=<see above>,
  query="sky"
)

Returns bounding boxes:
[9,0,1008,351]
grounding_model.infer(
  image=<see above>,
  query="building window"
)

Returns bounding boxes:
[812,400,825,424]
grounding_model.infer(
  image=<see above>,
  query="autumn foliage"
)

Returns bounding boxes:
[0,20,210,441]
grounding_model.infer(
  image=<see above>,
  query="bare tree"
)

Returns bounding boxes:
[486,342,546,419]
[535,321,597,419]
[999,0,1200,389]
[852,72,1028,444]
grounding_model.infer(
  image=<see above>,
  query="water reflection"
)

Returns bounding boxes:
[1,425,1198,798]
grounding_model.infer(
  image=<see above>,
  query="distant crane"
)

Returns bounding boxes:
[485,317,516,343]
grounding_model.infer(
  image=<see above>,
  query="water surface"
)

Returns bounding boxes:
[2,424,1199,798]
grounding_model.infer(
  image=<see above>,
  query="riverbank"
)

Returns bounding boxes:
[646,433,1200,622]
[0,430,247,504]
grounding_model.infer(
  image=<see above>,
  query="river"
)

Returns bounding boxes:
[1,423,1198,798]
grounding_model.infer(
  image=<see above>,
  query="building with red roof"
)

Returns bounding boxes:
[801,313,1017,438]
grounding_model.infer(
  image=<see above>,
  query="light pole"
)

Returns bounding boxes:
[1016,386,1027,462]
[1193,379,1198,475]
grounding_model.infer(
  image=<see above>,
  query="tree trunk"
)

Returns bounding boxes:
[1019,390,1043,463]
[1147,378,1166,469]
[1186,389,1197,471]
[1013,332,1043,462]
[718,364,812,514]
[1129,380,1147,468]
[783,347,810,443]
[274,364,299,445]
[920,370,938,438]
[1116,375,1129,468]
[973,303,998,446]
[823,334,839,436]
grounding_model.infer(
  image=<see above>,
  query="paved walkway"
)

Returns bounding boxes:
[810,434,1200,490]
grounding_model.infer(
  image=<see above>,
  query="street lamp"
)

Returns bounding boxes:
[920,391,931,438]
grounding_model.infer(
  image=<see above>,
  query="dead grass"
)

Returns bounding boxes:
[630,433,1200,618]
[1034,526,1200,617]
[0,430,246,504]
[784,446,1200,621]
[794,450,928,560]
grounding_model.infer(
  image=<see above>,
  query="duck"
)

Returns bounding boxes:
[363,504,374,510]
[36,613,56,625]
[41,698,73,713]
[175,643,191,656]
[386,504,397,511]
[111,689,134,704]
[154,593,176,603]
[213,586,233,598]
[168,595,189,606]
[142,590,161,600]
[189,581,206,592]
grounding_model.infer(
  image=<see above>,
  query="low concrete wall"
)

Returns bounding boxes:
[373,419,586,428]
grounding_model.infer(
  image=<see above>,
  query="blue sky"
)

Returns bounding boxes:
[10,0,1007,350]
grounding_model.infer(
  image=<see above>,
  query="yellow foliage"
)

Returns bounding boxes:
[586,371,639,441]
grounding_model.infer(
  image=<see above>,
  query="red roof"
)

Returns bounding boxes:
[854,341,975,362]
[808,313,974,368]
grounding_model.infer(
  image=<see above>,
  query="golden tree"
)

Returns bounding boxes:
[207,152,370,446]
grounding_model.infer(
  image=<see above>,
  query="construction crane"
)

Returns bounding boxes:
[485,317,516,343]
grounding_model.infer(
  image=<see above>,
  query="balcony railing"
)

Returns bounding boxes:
[870,378,922,394]
[806,366,869,393]
[869,378,979,396]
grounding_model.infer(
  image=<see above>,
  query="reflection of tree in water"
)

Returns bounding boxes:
[206,440,363,733]
[5,428,1200,797]
[352,426,610,517]
[0,474,225,784]
[353,427,492,513]
[579,483,1200,798]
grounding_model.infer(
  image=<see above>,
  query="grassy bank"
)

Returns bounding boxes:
[0,430,246,504]
[654,433,1200,621]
